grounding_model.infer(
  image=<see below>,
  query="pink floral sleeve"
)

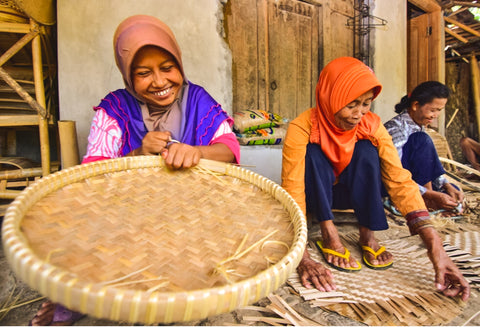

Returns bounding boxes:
[83,109,123,163]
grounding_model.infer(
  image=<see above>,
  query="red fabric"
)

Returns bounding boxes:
[310,57,382,176]
[81,156,111,164]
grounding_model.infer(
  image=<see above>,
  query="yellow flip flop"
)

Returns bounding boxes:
[316,240,362,272]
[362,245,393,270]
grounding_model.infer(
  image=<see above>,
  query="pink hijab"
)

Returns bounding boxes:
[113,15,185,95]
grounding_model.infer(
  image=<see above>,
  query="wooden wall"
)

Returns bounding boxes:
[225,0,354,121]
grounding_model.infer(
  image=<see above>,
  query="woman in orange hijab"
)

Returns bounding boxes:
[282,57,469,301]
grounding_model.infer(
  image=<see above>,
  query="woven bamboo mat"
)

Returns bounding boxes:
[2,157,307,324]
[287,232,464,326]
[443,231,480,287]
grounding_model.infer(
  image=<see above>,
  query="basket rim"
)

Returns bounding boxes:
[2,156,308,324]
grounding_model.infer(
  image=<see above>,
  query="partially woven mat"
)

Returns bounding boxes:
[443,231,480,287]
[2,157,307,324]
[287,232,464,326]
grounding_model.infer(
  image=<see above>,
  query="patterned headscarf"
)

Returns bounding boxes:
[310,57,382,176]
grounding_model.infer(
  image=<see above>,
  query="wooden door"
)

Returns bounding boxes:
[407,10,444,129]
[226,0,321,121]
[407,11,444,93]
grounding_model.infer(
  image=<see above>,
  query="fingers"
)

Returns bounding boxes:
[297,259,336,292]
[142,131,172,155]
[162,143,201,169]
[435,265,471,302]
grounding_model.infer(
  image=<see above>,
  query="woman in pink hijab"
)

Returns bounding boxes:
[30,15,240,326]
[82,14,240,168]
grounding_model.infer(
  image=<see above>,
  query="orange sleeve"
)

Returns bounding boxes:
[281,109,313,215]
[375,124,427,214]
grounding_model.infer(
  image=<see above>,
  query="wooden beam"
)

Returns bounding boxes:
[444,16,480,38]
[409,0,441,13]
[452,1,480,8]
[445,26,469,43]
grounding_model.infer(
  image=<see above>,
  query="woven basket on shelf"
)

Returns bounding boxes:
[2,156,307,324]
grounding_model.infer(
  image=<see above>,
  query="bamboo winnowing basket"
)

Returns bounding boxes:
[2,156,307,324]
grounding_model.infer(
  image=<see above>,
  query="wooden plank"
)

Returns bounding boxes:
[444,16,480,38]
[445,26,469,43]
[225,0,260,113]
[267,0,319,120]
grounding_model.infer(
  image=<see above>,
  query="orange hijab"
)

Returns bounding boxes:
[310,57,382,176]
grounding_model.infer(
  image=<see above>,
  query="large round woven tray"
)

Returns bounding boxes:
[2,156,307,324]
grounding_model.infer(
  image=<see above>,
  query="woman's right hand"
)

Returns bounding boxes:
[132,131,172,156]
[297,250,336,292]
[422,189,458,211]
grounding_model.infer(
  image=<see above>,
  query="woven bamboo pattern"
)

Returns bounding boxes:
[287,233,464,326]
[443,231,480,287]
[2,156,307,324]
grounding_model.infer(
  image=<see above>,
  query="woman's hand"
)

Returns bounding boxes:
[419,227,470,302]
[297,250,336,292]
[130,131,172,156]
[161,142,201,169]
[443,183,464,204]
[422,189,458,211]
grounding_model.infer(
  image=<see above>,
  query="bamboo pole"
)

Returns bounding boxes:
[0,190,21,199]
[0,22,31,33]
[58,120,80,169]
[31,19,50,177]
[0,67,46,117]
[470,54,480,139]
[0,167,43,179]
[0,30,38,67]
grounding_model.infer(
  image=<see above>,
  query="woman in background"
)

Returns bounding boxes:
[384,81,463,215]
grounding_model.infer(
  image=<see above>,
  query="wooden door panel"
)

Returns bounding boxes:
[268,0,319,119]
[226,0,320,121]
[226,0,261,112]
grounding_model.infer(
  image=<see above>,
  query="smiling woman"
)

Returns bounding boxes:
[28,14,241,326]
[384,81,464,216]
[81,15,240,169]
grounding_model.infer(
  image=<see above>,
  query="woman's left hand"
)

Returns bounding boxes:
[161,142,201,169]
[419,227,470,302]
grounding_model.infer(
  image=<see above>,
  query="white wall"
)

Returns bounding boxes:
[57,0,232,158]
[371,0,407,123]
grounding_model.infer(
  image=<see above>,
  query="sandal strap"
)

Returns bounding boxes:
[362,245,386,259]
[318,241,350,260]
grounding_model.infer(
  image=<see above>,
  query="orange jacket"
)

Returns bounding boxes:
[281,108,427,216]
